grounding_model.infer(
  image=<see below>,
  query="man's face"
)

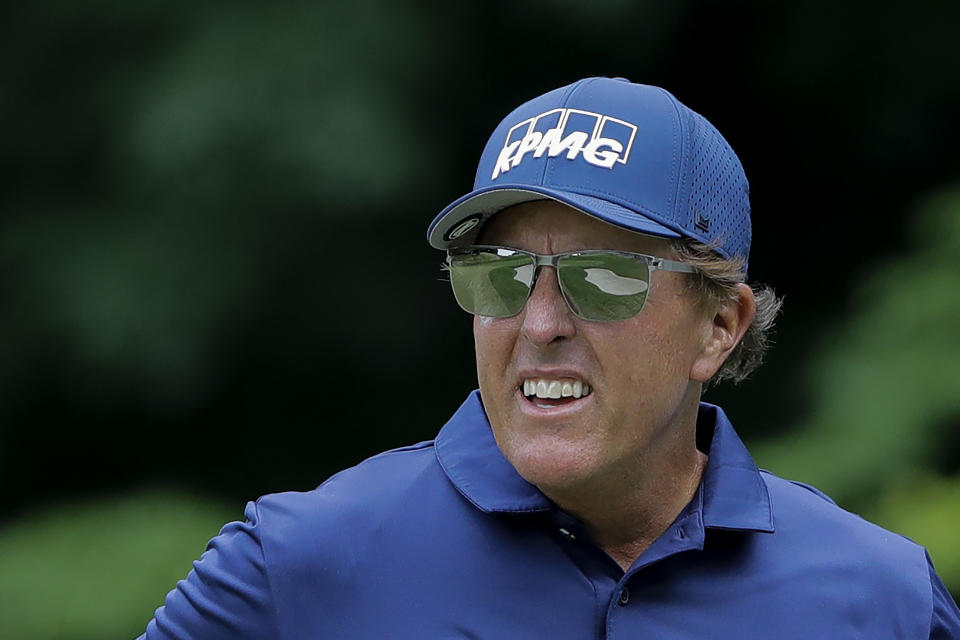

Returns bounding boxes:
[473,200,718,496]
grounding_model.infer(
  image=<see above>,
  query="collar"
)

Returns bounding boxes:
[434,390,774,533]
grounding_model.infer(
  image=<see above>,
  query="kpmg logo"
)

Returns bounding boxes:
[492,108,638,179]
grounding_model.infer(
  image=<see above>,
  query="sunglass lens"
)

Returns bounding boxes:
[449,250,535,318]
[557,253,650,321]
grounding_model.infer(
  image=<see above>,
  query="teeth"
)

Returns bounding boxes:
[521,378,592,399]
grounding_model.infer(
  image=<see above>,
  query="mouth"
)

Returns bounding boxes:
[520,377,592,409]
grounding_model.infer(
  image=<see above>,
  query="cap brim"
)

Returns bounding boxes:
[427,185,681,249]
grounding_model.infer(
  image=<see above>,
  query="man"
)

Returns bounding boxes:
[140,78,960,638]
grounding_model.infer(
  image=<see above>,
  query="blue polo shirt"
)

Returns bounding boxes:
[140,392,960,639]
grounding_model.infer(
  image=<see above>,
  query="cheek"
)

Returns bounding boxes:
[593,317,696,389]
[473,316,495,361]
[473,317,517,384]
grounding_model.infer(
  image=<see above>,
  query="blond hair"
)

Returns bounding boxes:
[670,239,784,385]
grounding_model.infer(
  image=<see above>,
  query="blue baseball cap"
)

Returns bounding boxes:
[427,77,751,266]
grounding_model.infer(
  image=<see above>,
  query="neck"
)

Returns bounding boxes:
[540,398,709,572]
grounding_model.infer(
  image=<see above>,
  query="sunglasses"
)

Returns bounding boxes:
[446,245,697,322]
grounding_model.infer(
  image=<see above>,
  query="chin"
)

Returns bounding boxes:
[499,435,598,494]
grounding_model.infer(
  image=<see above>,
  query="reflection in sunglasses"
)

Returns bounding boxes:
[583,268,649,296]
[512,264,534,285]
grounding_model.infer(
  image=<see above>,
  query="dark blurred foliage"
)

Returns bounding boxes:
[0,1,958,636]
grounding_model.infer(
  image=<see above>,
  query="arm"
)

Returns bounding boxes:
[929,552,960,640]
[137,500,279,640]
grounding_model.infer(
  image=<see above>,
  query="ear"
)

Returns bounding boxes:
[690,284,756,382]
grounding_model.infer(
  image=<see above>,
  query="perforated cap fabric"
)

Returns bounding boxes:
[427,77,751,269]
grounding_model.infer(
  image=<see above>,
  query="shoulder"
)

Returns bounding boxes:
[760,471,915,545]
[256,439,444,528]
[760,470,926,557]
[759,470,931,600]
[251,440,464,569]
[245,440,485,614]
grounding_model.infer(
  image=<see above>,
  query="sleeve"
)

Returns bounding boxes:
[137,500,280,640]
[928,551,960,640]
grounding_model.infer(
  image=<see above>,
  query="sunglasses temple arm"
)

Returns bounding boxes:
[653,257,697,273]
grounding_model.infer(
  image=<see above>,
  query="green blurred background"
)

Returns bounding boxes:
[1,1,958,637]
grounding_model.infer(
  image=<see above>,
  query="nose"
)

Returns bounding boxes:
[520,267,577,347]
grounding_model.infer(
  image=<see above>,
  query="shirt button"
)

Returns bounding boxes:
[617,587,630,606]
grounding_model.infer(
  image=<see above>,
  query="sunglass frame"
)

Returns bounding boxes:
[446,245,697,322]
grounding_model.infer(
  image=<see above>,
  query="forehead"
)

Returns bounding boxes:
[477,199,675,256]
